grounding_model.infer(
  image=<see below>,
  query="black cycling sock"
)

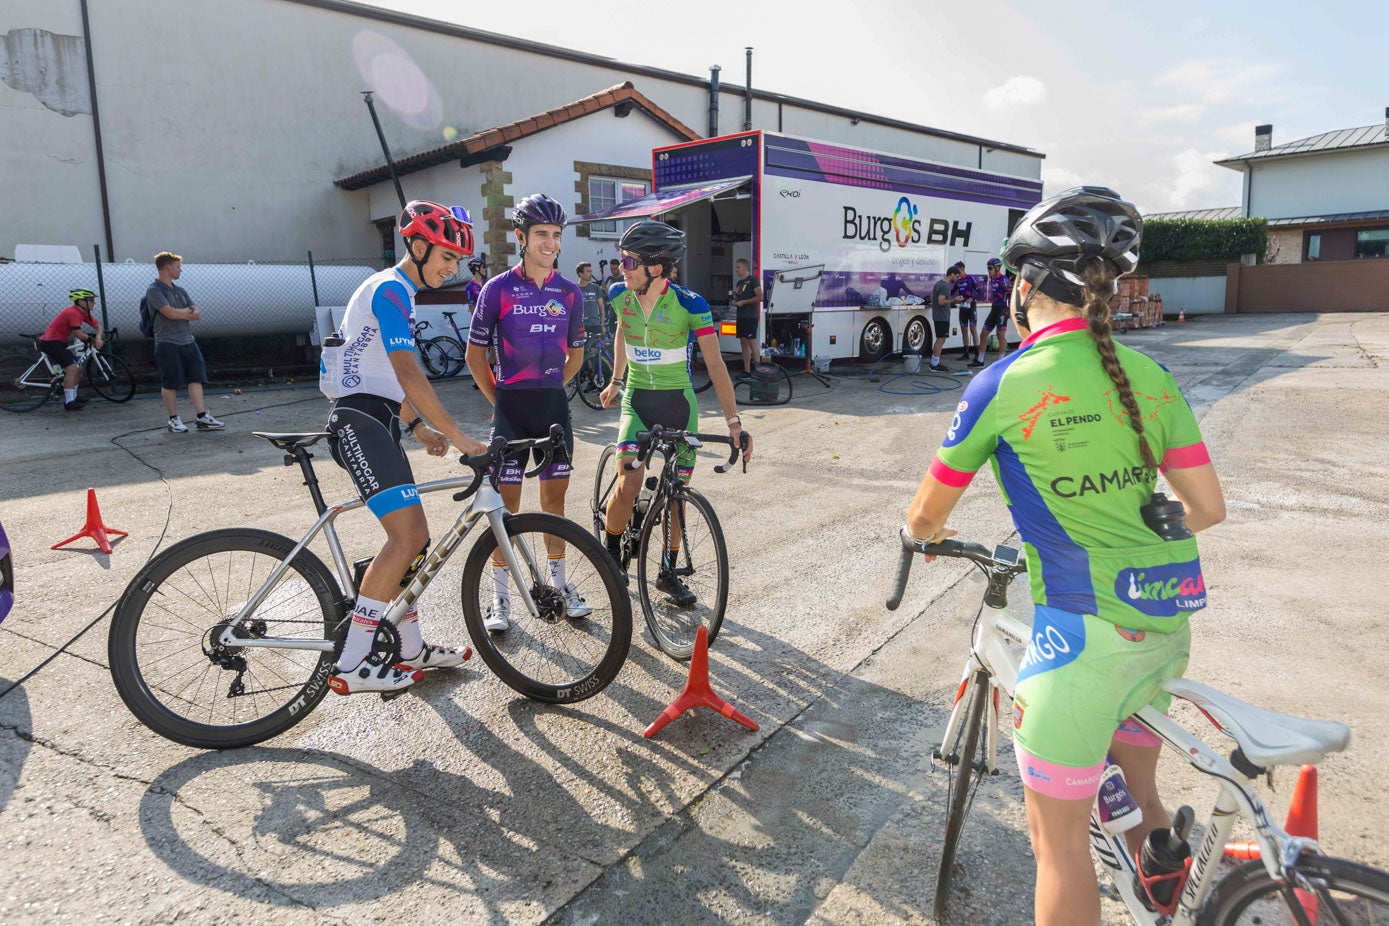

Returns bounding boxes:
[605,528,622,558]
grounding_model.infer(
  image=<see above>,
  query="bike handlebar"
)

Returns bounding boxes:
[886,527,1023,611]
[623,425,749,475]
[451,424,565,502]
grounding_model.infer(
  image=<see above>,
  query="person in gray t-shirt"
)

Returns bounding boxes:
[146,251,224,432]
[928,267,963,372]
[575,261,611,338]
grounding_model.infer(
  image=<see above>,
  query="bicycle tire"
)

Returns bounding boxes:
[577,353,613,410]
[108,528,342,749]
[86,350,136,402]
[737,361,793,406]
[460,512,630,703]
[934,669,991,921]
[635,486,728,660]
[1198,854,1389,925]
[0,351,60,413]
[418,338,454,380]
[430,335,467,378]
[592,443,622,543]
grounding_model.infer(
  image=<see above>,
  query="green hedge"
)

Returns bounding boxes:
[1140,218,1267,264]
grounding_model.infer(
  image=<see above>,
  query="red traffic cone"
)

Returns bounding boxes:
[51,488,128,555]
[1178,309,1186,322]
[643,625,758,738]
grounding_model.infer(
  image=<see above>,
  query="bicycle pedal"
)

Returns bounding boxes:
[379,687,412,702]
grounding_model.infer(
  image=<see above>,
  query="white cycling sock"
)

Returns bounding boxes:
[398,607,423,660]
[491,558,509,602]
[548,553,566,589]
[64,388,77,403]
[337,595,389,672]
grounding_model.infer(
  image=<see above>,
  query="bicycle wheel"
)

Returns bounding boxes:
[430,335,466,378]
[86,350,136,402]
[418,338,454,380]
[635,486,728,660]
[108,528,343,749]
[577,353,613,410]
[686,344,711,394]
[460,512,630,703]
[738,361,793,406]
[1199,855,1389,925]
[934,669,991,921]
[0,352,59,413]
[592,443,621,542]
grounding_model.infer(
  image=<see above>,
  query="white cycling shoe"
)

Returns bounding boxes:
[485,597,510,633]
[396,642,471,670]
[329,661,422,695]
[562,582,592,618]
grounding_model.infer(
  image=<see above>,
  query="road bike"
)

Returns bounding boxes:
[568,328,615,411]
[887,532,1388,923]
[435,309,471,377]
[109,426,631,749]
[688,342,793,406]
[0,327,136,412]
[592,425,746,660]
[412,319,465,381]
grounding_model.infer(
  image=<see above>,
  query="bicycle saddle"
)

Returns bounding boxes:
[252,431,330,451]
[1164,678,1351,768]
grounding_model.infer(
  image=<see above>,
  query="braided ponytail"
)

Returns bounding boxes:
[1078,258,1159,472]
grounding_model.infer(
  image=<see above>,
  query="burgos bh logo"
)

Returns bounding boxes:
[545,299,565,317]
[892,197,918,248]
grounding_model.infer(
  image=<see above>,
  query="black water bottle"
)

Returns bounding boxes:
[1136,805,1194,910]
[1141,492,1194,541]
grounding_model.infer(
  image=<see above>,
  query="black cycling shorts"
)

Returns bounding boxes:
[983,305,1010,332]
[958,304,978,325]
[326,393,420,518]
[38,340,79,369]
[491,387,573,484]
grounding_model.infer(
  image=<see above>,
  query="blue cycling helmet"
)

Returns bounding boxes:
[512,193,567,230]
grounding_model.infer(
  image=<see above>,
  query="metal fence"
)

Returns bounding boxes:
[0,246,384,380]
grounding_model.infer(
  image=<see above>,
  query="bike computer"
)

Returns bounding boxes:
[992,544,1021,566]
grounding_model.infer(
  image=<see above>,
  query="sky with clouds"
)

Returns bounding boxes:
[371,0,1383,215]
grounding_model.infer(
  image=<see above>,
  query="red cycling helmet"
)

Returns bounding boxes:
[398,201,474,255]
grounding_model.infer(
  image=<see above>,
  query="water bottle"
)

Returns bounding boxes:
[1141,491,1194,541]
[1135,806,1194,911]
[1095,762,1142,835]
[636,450,663,519]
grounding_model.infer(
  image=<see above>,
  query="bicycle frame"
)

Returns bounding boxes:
[947,587,1318,926]
[213,473,544,655]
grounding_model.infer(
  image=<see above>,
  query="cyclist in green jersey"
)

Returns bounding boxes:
[903,188,1226,926]
[598,221,751,605]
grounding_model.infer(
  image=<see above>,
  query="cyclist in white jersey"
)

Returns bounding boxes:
[319,200,487,694]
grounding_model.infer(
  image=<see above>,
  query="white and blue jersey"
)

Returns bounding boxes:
[320,267,418,403]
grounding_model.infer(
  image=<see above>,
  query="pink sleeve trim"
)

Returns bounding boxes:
[929,456,976,488]
[1160,442,1211,472]
[693,325,716,338]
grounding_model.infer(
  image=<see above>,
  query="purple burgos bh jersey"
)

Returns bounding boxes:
[468,265,585,389]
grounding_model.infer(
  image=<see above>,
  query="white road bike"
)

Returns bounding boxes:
[888,530,1388,924]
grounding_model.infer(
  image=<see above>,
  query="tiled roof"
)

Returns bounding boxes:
[336,82,700,190]
[1217,124,1389,167]
[1145,207,1242,221]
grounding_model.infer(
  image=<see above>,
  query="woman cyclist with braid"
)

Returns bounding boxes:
[903,187,1226,926]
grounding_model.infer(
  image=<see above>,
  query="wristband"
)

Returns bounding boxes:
[404,416,423,434]
[726,415,741,426]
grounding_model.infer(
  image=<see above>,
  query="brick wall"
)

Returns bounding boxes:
[480,161,515,261]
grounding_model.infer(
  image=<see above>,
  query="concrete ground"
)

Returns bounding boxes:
[2,312,1387,925]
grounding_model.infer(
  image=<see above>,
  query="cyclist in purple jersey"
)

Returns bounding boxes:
[977,258,1013,365]
[465,193,589,630]
[952,261,980,362]
[463,257,486,306]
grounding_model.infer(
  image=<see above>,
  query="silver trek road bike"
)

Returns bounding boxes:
[109,426,631,749]
[888,531,1389,924]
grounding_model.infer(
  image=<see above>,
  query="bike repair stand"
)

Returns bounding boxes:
[643,625,759,738]
[51,488,128,555]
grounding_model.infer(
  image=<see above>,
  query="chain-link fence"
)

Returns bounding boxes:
[0,247,384,382]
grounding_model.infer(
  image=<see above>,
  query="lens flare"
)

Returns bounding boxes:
[351,30,442,130]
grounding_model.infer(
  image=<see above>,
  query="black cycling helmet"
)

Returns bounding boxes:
[512,193,567,230]
[1000,186,1142,287]
[468,257,486,274]
[618,220,686,266]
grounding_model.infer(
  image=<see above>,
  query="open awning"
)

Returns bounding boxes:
[569,175,753,224]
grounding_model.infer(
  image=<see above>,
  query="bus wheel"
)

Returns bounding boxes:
[859,317,891,363]
[904,316,930,355]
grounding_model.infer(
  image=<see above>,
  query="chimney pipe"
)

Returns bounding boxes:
[708,66,721,138]
[1254,123,1272,153]
[1383,106,1388,138]
[743,47,753,132]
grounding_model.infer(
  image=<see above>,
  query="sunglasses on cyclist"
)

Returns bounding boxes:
[618,255,649,271]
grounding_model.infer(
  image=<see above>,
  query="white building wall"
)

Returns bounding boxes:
[1248,148,1389,218]
[1,0,1041,264]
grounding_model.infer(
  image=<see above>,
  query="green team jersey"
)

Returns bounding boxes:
[931,317,1212,632]
[608,281,716,390]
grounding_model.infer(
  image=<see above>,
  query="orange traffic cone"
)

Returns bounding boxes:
[1224,764,1319,857]
[643,625,758,738]
[1177,309,1186,322]
[51,488,128,555]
